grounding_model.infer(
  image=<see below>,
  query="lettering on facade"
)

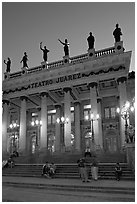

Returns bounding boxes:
[29,73,83,89]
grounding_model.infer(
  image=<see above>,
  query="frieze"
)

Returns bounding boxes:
[3,65,126,95]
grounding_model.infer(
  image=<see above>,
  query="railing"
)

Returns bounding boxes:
[4,45,118,80]
[9,71,22,78]
[95,47,115,57]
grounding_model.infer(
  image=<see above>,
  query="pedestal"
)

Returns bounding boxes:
[125,143,135,171]
[63,55,69,63]
[41,61,48,69]
[88,48,95,59]
[114,41,124,53]
[4,72,10,80]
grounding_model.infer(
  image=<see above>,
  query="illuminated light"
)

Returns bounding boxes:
[61,117,65,122]
[84,104,91,109]
[31,121,35,126]
[35,120,39,125]
[85,115,89,120]
[96,114,99,119]
[40,120,42,125]
[66,117,69,123]
[13,123,17,128]
[9,124,13,129]
[56,118,60,123]
[71,107,74,111]
[116,107,120,113]
[125,101,130,109]
[130,106,134,112]
[90,113,94,119]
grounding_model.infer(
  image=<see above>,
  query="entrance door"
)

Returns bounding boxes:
[105,137,117,152]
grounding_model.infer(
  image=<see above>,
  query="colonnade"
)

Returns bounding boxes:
[2,77,128,154]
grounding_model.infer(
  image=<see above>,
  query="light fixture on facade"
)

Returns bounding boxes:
[56,116,69,124]
[116,100,135,143]
[85,113,100,142]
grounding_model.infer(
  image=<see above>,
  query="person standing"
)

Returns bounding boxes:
[115,163,122,181]
[77,158,90,182]
[91,157,99,181]
[58,38,69,56]
[4,57,11,72]
[40,42,50,62]
[20,52,29,68]
[87,32,95,50]
[113,24,122,43]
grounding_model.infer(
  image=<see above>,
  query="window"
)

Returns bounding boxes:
[71,112,74,122]
[110,107,116,118]
[104,107,116,118]
[48,115,52,124]
[104,108,110,118]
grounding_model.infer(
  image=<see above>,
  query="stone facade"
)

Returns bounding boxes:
[2,42,135,159]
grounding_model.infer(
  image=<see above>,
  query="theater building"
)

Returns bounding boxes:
[2,41,135,160]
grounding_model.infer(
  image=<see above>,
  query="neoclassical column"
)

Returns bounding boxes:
[97,98,103,149]
[117,76,127,146]
[74,102,81,151]
[2,100,9,154]
[19,96,27,153]
[55,105,61,152]
[63,87,72,149]
[88,82,99,146]
[40,92,48,150]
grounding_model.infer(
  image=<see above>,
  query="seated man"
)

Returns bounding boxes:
[49,162,56,178]
[7,157,14,168]
[115,163,122,181]
[42,162,51,178]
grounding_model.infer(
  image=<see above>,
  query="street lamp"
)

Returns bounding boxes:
[31,119,42,150]
[56,116,69,148]
[85,113,99,142]
[116,100,135,143]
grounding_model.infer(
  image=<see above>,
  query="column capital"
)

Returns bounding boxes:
[63,87,72,93]
[55,104,61,109]
[88,82,98,89]
[20,96,28,101]
[37,107,41,112]
[40,92,48,98]
[117,76,127,84]
[2,99,9,105]
[74,101,80,106]
[97,98,102,103]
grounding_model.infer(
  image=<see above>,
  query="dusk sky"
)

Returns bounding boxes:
[2,2,135,75]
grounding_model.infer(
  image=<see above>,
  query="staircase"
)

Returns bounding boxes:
[2,163,134,180]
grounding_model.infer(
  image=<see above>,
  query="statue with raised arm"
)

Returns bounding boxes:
[40,42,50,62]
[58,38,69,56]
[4,57,11,72]
[20,52,29,68]
[113,24,122,43]
[87,32,95,50]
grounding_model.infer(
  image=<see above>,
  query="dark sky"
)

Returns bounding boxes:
[2,2,135,75]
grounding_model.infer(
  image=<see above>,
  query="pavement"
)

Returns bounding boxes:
[2,176,135,190]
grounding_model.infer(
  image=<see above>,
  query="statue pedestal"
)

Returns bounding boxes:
[125,143,135,171]
[114,41,124,53]
[21,67,27,75]
[63,55,69,63]
[41,61,48,69]
[88,48,95,59]
[4,72,10,80]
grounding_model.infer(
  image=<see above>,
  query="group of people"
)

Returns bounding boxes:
[77,156,99,183]
[77,154,122,183]
[2,151,19,169]
[41,162,56,179]
[4,24,122,73]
